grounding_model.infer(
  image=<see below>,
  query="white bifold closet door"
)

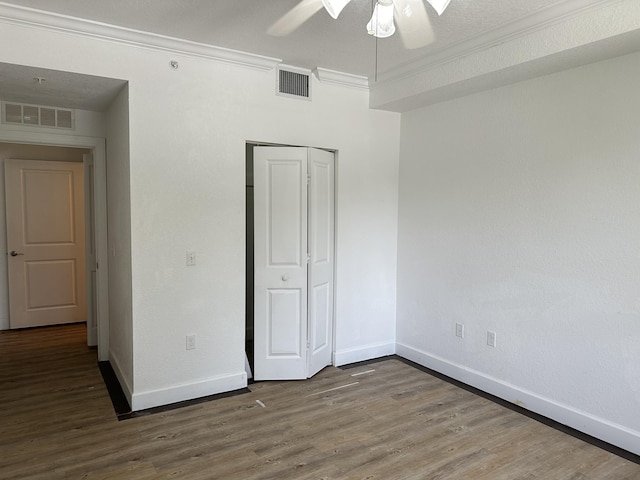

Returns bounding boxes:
[253,146,334,381]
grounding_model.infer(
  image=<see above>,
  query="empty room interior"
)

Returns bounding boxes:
[1,0,639,478]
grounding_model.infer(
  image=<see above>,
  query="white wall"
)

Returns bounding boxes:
[397,51,640,455]
[0,143,90,330]
[126,56,399,408]
[105,85,134,401]
[0,19,400,409]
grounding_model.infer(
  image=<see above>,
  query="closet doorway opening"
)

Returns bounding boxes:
[246,142,336,381]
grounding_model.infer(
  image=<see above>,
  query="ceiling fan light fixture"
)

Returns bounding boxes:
[425,0,452,16]
[366,0,395,38]
[321,0,351,19]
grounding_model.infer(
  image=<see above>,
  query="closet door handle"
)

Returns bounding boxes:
[9,251,24,257]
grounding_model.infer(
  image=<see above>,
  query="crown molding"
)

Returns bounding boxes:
[373,0,617,87]
[313,67,369,90]
[0,2,281,71]
[370,0,639,111]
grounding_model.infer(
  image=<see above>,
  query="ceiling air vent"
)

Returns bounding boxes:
[277,66,311,101]
[2,102,74,130]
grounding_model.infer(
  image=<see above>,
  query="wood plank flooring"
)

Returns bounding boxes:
[1,324,639,479]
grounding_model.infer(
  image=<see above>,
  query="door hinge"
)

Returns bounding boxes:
[306,253,311,264]
[306,174,311,185]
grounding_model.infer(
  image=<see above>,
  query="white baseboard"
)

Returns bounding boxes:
[334,341,396,367]
[396,342,640,457]
[109,350,133,407]
[131,371,247,411]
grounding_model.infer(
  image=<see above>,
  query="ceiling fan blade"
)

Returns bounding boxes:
[267,0,325,37]
[426,0,452,16]
[394,0,435,49]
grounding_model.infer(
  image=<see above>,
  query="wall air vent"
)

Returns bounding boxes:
[2,102,74,130]
[277,66,311,101]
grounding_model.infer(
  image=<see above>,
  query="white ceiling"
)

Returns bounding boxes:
[0,0,639,112]
[2,0,571,78]
[0,63,126,111]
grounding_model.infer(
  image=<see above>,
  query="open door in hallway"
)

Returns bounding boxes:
[253,146,334,381]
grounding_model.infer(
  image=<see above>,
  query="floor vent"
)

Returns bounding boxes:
[277,66,311,100]
[2,102,74,129]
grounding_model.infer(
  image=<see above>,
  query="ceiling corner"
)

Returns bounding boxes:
[370,0,640,112]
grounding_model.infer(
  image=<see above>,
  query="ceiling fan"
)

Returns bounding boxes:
[268,0,452,49]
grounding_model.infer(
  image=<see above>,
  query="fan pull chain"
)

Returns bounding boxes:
[372,0,379,82]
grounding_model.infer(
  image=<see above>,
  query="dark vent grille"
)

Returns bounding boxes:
[3,102,74,129]
[41,107,56,127]
[279,69,310,98]
[57,109,73,129]
[5,103,22,123]
[22,105,39,125]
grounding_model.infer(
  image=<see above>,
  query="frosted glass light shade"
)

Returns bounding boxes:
[426,0,452,15]
[366,1,395,38]
[321,0,351,19]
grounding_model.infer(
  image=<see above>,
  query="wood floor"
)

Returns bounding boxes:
[1,324,639,479]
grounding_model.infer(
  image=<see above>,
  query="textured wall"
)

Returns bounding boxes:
[105,85,134,398]
[397,51,640,453]
[0,18,400,409]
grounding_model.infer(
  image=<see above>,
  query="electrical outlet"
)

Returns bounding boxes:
[455,323,464,338]
[186,251,196,266]
[487,331,497,348]
[186,335,196,350]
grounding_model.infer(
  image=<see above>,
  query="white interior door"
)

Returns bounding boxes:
[5,159,86,329]
[254,147,308,380]
[307,148,335,377]
[253,146,334,381]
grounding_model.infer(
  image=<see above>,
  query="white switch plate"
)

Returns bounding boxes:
[455,323,464,338]
[186,335,196,350]
[186,251,196,266]
[487,331,497,348]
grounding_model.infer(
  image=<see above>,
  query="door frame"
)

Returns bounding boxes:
[246,141,338,377]
[0,130,109,361]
